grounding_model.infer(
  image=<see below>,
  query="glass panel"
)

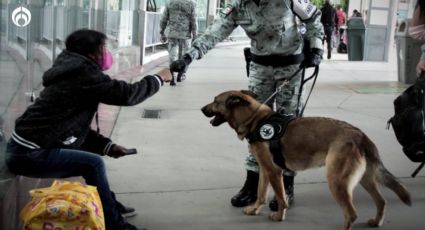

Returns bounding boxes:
[1,1,6,35]
[156,0,167,10]
[197,0,208,33]
[40,4,53,51]
[0,1,31,138]
[44,0,53,6]
[78,0,91,29]
[106,10,120,39]
[370,9,388,26]
[57,0,65,6]
[107,0,120,10]
[372,0,390,8]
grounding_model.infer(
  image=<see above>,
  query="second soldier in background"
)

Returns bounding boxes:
[160,0,197,86]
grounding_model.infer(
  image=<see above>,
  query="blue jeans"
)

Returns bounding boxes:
[5,139,125,230]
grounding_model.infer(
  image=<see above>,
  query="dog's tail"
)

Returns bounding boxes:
[377,165,412,206]
[363,135,412,206]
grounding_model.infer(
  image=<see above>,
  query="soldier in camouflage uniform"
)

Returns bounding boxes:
[171,0,324,210]
[160,0,197,86]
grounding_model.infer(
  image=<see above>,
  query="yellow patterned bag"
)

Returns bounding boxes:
[20,180,105,230]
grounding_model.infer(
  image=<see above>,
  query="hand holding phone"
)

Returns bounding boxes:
[125,148,138,155]
[108,145,138,158]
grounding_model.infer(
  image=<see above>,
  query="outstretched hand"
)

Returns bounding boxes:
[156,68,173,82]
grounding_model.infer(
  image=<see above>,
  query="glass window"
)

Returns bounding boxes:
[107,0,120,11]
[44,0,53,6]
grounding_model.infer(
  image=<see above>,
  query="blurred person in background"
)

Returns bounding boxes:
[321,0,337,59]
[336,5,347,42]
[160,0,197,86]
[409,0,425,76]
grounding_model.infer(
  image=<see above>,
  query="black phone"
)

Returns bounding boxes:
[126,148,138,155]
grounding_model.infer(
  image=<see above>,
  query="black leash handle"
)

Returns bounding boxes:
[412,160,425,178]
[296,66,320,117]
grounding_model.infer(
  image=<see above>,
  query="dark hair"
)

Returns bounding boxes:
[417,0,425,17]
[65,29,106,60]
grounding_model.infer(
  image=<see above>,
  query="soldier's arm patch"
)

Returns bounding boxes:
[291,0,317,21]
[220,5,235,18]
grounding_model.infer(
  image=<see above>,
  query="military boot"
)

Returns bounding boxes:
[328,43,332,59]
[269,174,295,211]
[170,73,176,86]
[231,170,258,207]
[176,72,186,82]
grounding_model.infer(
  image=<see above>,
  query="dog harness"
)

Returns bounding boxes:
[246,113,295,169]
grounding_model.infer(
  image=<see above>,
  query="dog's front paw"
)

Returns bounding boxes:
[367,218,382,227]
[243,206,260,215]
[269,211,285,221]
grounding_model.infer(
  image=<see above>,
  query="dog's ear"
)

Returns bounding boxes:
[225,95,249,109]
[240,90,258,99]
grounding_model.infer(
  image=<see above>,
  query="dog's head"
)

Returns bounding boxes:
[201,90,272,139]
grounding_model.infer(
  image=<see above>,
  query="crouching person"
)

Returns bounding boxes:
[5,29,171,230]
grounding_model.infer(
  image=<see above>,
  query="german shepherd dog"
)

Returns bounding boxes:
[201,90,411,230]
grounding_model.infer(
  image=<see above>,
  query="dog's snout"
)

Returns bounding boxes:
[201,104,214,117]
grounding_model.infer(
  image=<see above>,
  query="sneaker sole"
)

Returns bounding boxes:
[122,212,137,218]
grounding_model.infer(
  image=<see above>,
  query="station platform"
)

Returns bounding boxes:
[101,43,425,230]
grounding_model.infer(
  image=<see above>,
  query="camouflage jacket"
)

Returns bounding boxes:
[187,0,324,60]
[160,0,198,39]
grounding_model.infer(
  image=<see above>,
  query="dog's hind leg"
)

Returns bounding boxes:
[325,145,366,230]
[360,168,386,227]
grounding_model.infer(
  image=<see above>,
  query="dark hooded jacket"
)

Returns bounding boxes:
[13,50,162,154]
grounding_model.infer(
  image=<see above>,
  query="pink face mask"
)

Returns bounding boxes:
[409,25,425,40]
[98,50,113,71]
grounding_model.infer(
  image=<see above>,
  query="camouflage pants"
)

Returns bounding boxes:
[245,62,303,176]
[168,38,191,68]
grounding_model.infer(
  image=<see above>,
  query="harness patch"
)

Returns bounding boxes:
[246,113,295,169]
[259,124,275,140]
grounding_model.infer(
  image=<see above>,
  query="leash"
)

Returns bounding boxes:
[412,159,425,178]
[238,66,319,133]
[261,67,304,106]
[297,66,320,116]
[262,66,320,117]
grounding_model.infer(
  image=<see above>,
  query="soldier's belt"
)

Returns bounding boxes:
[251,53,304,67]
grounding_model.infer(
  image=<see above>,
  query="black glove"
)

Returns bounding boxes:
[160,35,167,43]
[170,54,192,74]
[301,48,323,68]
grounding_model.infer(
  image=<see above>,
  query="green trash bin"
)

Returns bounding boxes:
[395,19,424,84]
[347,18,366,61]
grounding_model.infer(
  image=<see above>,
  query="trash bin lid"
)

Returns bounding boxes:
[347,18,366,29]
[395,19,417,37]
